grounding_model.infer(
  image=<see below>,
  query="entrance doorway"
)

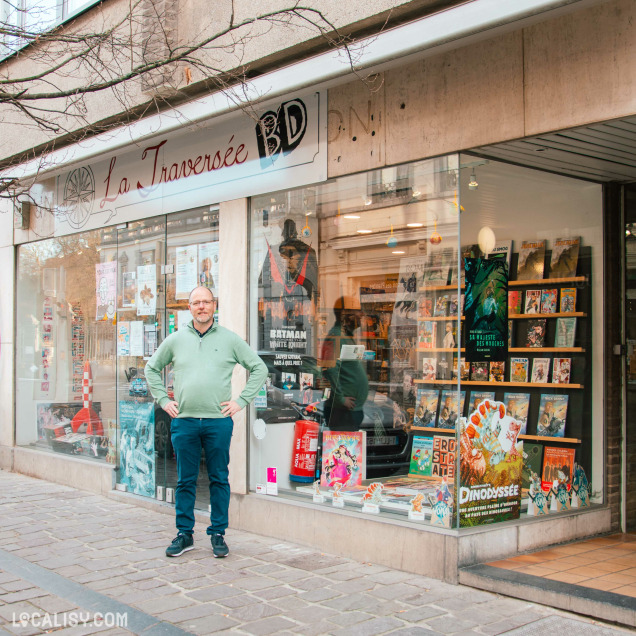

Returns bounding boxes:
[115,207,219,505]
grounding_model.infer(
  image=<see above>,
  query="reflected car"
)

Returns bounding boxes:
[129,378,149,397]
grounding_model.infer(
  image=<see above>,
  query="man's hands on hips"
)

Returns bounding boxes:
[163,401,179,418]
[221,400,241,417]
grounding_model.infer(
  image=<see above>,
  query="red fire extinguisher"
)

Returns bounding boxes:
[289,405,320,483]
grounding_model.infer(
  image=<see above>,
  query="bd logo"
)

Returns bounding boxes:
[256,99,307,168]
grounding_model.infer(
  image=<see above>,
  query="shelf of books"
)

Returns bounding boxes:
[412,238,592,516]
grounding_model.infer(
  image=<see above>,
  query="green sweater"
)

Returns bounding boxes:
[144,321,268,418]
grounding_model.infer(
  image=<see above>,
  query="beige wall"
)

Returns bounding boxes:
[328,0,636,176]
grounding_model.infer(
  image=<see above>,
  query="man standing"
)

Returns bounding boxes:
[145,286,267,558]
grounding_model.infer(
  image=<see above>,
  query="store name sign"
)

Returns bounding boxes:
[54,93,325,235]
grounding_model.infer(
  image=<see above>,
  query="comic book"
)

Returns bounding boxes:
[548,237,580,279]
[552,358,572,384]
[510,357,529,382]
[524,290,541,314]
[320,431,366,490]
[421,358,437,381]
[470,361,489,382]
[503,392,530,434]
[537,394,569,437]
[516,240,546,281]
[418,298,433,319]
[508,320,514,348]
[541,446,575,492]
[489,361,505,382]
[531,358,551,383]
[540,289,558,314]
[409,436,434,477]
[437,390,466,429]
[452,356,470,381]
[488,240,513,268]
[508,290,522,315]
[418,321,436,348]
[413,389,440,427]
[467,391,495,416]
[555,317,577,348]
[522,442,544,492]
[434,295,449,317]
[448,295,459,317]
[526,319,547,347]
[560,288,577,313]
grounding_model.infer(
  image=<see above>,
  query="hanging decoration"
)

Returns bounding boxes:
[430,218,442,245]
[387,223,397,248]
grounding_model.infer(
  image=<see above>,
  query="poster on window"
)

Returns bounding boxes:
[464,258,508,362]
[135,265,157,315]
[122,271,136,308]
[199,242,219,295]
[117,321,130,356]
[392,256,428,327]
[459,400,523,526]
[129,321,144,357]
[118,401,155,496]
[95,261,117,321]
[175,245,198,300]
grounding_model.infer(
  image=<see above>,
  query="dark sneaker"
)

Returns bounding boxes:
[166,533,194,557]
[211,533,229,558]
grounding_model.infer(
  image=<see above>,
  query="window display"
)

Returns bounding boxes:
[249,153,604,529]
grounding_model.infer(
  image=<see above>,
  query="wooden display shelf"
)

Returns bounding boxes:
[419,316,464,321]
[418,284,464,292]
[519,434,581,443]
[417,347,465,353]
[509,312,586,319]
[414,379,583,389]
[411,426,454,434]
[508,347,585,353]
[509,276,587,287]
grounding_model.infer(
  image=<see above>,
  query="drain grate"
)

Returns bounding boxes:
[504,616,629,635]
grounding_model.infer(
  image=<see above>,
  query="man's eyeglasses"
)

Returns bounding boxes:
[190,300,214,307]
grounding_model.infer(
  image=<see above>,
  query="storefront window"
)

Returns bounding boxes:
[249,153,604,528]
[16,229,117,463]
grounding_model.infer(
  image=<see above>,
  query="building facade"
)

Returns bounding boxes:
[1,0,635,583]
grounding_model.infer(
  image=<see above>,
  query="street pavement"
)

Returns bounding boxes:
[0,469,632,636]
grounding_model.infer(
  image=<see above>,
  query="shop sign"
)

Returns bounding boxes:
[459,400,523,526]
[464,257,508,362]
[54,92,326,236]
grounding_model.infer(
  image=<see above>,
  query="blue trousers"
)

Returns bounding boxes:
[170,417,233,536]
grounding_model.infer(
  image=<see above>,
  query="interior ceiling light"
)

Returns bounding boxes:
[357,229,372,234]
[392,250,405,254]
[468,169,478,190]
[343,214,360,219]
[407,222,423,228]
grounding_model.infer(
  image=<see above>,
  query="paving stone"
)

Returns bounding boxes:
[252,586,296,601]
[157,602,224,622]
[330,615,404,635]
[176,614,237,635]
[231,576,280,591]
[298,587,341,602]
[397,606,447,623]
[424,615,480,633]
[367,570,414,585]
[322,593,377,612]
[226,602,281,622]
[0,589,49,603]
[133,594,195,614]
[237,616,298,635]
[216,594,259,609]
[279,604,339,624]
[326,610,374,627]
[329,579,376,594]
[367,582,420,601]
[31,596,78,614]
[185,585,244,602]
[389,628,443,635]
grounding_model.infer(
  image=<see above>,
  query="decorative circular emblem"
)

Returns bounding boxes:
[63,166,95,228]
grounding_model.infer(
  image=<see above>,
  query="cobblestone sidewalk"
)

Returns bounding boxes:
[0,470,631,636]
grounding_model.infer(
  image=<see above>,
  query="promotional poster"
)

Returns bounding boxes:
[118,401,155,497]
[464,258,508,362]
[459,400,523,526]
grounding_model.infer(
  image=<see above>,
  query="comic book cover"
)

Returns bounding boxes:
[448,295,459,317]
[503,392,530,434]
[434,295,449,317]
[421,358,437,381]
[516,240,546,281]
[560,288,577,313]
[459,400,524,526]
[467,391,495,415]
[552,358,572,384]
[526,319,547,347]
[320,431,366,490]
[537,394,569,437]
[452,356,470,381]
[524,290,541,314]
[548,237,580,279]
[540,289,558,314]
[555,317,577,347]
[409,436,434,477]
[531,358,550,383]
[510,357,529,382]
[522,442,544,492]
[508,290,522,315]
[418,298,433,319]
[438,390,466,429]
[541,446,575,492]
[508,320,514,348]
[488,241,513,268]
[470,362,489,382]
[413,389,440,427]
[418,321,436,348]
[489,361,505,382]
